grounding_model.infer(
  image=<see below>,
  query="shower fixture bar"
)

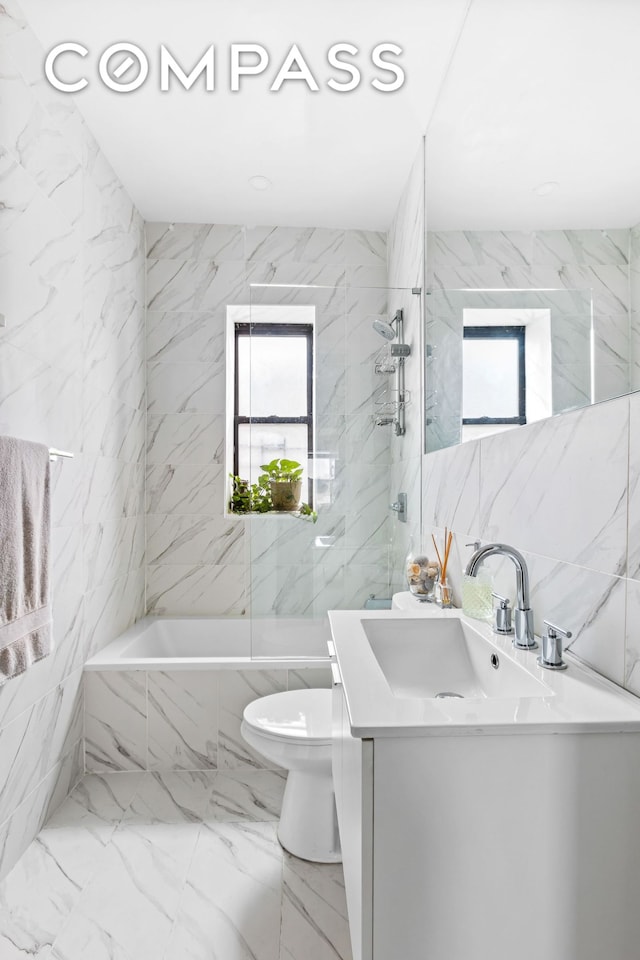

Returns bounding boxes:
[49,448,74,461]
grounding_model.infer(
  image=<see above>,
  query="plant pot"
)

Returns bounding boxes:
[270,479,302,511]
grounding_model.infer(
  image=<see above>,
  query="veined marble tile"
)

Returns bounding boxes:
[50,773,144,829]
[423,437,481,539]
[0,71,82,218]
[280,852,352,960]
[343,229,386,266]
[479,398,629,575]
[551,362,591,414]
[218,671,287,770]
[0,791,117,959]
[82,569,145,664]
[146,223,245,261]
[0,759,74,885]
[249,272,346,313]
[146,564,246,616]
[121,772,215,824]
[147,259,248,311]
[146,414,224,464]
[0,0,27,38]
[82,516,145,593]
[248,561,346,620]
[533,229,629,266]
[48,820,199,960]
[316,353,346,420]
[0,341,81,453]
[347,264,388,290]
[81,389,145,462]
[624,579,640,697]
[344,564,391,610]
[147,673,219,771]
[529,558,627,687]
[0,672,83,828]
[550,313,592,365]
[205,770,286,822]
[146,309,225,362]
[427,231,532,269]
[164,820,282,960]
[315,312,346,354]
[146,463,226,516]
[345,361,390,416]
[248,513,341,568]
[147,361,221,415]
[147,514,244,566]
[84,672,147,773]
[82,457,144,524]
[628,393,640,579]
[594,362,631,404]
[245,225,345,264]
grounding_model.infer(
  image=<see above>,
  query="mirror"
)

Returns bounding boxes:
[424,0,640,453]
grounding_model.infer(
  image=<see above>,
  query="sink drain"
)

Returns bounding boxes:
[434,691,464,699]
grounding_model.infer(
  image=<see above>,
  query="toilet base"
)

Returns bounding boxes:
[278,769,342,863]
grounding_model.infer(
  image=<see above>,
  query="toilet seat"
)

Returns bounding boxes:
[242,689,332,746]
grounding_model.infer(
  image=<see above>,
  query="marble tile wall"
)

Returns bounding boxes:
[387,142,425,591]
[631,222,640,391]
[422,391,640,697]
[421,226,640,696]
[145,222,393,624]
[0,0,146,880]
[426,227,633,451]
[84,667,332,773]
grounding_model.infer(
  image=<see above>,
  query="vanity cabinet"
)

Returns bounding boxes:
[332,665,640,960]
[332,678,373,960]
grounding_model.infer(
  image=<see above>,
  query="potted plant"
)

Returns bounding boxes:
[259,458,303,511]
[228,458,317,522]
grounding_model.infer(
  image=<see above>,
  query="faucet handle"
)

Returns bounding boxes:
[537,620,572,671]
[492,593,514,635]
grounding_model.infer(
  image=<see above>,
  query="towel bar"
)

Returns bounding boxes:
[48,448,74,461]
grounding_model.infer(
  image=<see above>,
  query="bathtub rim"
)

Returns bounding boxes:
[84,615,332,672]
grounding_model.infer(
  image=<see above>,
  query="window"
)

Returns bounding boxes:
[462,325,526,425]
[234,322,314,503]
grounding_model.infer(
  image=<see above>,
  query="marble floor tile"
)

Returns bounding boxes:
[205,770,286,823]
[0,772,352,960]
[164,821,282,960]
[280,852,352,960]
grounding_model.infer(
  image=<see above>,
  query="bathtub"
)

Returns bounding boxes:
[85,615,331,670]
[83,616,332,773]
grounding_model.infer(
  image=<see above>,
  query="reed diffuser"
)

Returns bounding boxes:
[431,528,453,608]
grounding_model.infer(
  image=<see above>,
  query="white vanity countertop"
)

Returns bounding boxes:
[328,602,640,738]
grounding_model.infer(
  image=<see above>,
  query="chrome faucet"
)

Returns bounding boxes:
[465,543,537,650]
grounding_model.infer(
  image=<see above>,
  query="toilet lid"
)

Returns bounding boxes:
[242,689,332,745]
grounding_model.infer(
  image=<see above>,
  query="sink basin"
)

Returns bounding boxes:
[362,616,548,700]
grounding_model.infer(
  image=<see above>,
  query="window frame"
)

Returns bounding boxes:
[233,321,314,505]
[462,325,526,426]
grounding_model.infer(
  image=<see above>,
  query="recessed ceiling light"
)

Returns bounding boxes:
[249,175,272,191]
[533,181,559,197]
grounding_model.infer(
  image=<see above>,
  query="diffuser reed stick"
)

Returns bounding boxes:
[432,528,453,607]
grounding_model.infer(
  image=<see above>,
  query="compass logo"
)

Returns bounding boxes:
[44,42,405,94]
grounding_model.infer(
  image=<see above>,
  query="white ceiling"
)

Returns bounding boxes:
[427,0,640,230]
[20,0,470,230]
[20,0,640,233]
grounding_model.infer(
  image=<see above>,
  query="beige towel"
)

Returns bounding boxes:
[0,436,52,683]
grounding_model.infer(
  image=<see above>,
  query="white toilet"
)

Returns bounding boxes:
[241,688,341,863]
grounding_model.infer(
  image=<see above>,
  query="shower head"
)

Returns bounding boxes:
[371,309,404,341]
[372,318,397,341]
